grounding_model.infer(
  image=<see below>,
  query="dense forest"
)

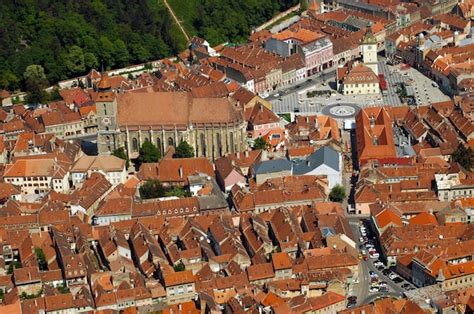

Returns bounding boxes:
[0,0,300,92]
[169,0,300,45]
[0,0,187,91]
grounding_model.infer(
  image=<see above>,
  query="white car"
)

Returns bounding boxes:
[366,243,374,249]
[373,261,383,267]
[369,287,379,293]
[388,273,399,280]
[370,253,380,259]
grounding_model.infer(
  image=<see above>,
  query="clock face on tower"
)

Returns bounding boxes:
[102,117,111,126]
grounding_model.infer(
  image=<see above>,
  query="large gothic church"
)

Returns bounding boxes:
[95,75,247,160]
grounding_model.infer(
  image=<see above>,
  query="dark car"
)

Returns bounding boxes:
[376,265,385,271]
[348,296,357,302]
[401,283,411,289]
[393,277,404,283]
[382,269,391,276]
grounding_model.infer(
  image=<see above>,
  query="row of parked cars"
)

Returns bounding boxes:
[358,223,380,259]
[357,220,415,292]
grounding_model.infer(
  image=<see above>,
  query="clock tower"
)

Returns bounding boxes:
[96,73,119,155]
[360,25,378,76]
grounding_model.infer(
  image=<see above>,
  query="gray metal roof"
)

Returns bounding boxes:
[293,146,340,175]
[252,159,292,175]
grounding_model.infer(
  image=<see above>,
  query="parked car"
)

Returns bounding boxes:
[370,252,380,259]
[401,283,412,289]
[382,269,391,276]
[393,277,404,283]
[369,286,379,293]
[388,273,399,280]
[376,265,385,271]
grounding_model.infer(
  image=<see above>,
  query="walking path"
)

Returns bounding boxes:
[162,0,190,43]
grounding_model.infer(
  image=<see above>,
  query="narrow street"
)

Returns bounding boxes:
[347,217,405,306]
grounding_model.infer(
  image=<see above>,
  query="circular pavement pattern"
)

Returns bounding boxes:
[322,103,361,119]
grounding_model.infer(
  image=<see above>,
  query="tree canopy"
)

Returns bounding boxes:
[0,0,187,90]
[174,140,195,158]
[169,0,299,45]
[253,137,269,150]
[112,147,130,169]
[139,180,166,199]
[24,65,48,104]
[139,179,190,199]
[329,184,346,203]
[452,144,473,171]
[138,141,161,164]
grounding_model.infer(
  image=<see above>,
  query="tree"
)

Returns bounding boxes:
[113,39,130,67]
[45,88,62,102]
[0,69,19,91]
[138,141,161,164]
[112,147,130,169]
[58,284,69,294]
[329,184,346,203]
[253,137,269,150]
[7,261,22,274]
[34,247,48,271]
[173,262,185,272]
[84,52,99,71]
[139,179,166,199]
[24,64,48,104]
[65,45,85,75]
[452,144,473,171]
[174,140,195,158]
[98,36,115,69]
[300,0,308,11]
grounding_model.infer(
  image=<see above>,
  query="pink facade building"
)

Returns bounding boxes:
[300,37,334,75]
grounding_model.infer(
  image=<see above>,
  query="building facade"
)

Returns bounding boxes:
[96,75,247,160]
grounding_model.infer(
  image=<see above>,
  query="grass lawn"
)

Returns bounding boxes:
[265,11,298,30]
[167,0,198,37]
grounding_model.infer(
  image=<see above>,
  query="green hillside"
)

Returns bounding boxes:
[168,0,299,45]
[0,0,187,90]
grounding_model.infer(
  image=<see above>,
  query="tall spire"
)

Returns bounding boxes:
[361,23,377,45]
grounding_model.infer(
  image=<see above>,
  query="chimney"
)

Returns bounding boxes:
[179,166,183,178]
[245,150,249,158]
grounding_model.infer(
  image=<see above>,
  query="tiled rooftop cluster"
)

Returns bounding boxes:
[0,0,473,312]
